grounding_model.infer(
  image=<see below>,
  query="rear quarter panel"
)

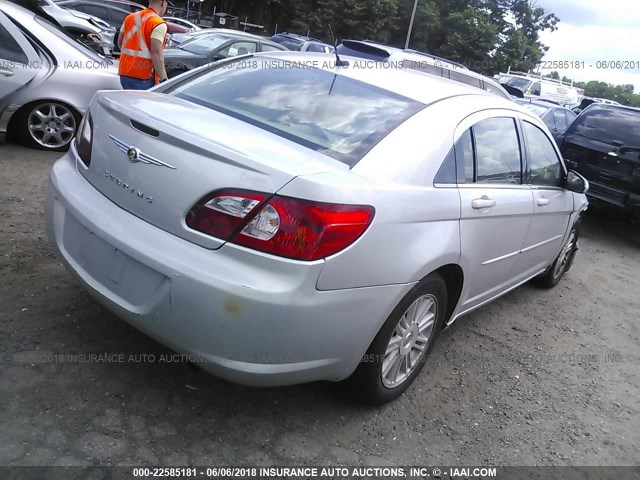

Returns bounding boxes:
[277,104,466,291]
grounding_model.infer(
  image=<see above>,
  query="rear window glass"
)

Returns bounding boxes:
[167,58,424,166]
[570,105,640,146]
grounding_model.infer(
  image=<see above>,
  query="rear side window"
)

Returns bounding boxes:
[522,122,563,187]
[457,129,475,183]
[0,22,28,64]
[474,118,522,184]
[569,105,640,146]
[168,58,424,166]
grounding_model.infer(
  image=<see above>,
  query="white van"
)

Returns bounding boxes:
[496,71,580,106]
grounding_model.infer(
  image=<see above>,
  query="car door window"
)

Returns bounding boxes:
[0,22,28,64]
[523,121,564,187]
[532,82,541,95]
[542,111,555,130]
[220,41,257,57]
[110,9,128,28]
[474,118,522,184]
[553,109,568,129]
[74,4,109,21]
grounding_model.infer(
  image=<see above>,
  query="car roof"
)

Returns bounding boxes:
[585,103,640,114]
[253,52,508,106]
[184,30,266,41]
[272,32,321,42]
[518,98,563,108]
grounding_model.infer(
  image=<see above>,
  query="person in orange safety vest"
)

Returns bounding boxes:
[117,0,169,90]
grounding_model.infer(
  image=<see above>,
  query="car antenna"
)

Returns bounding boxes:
[328,25,349,68]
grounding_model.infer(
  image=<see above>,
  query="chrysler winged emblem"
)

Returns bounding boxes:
[110,135,176,169]
[127,147,140,162]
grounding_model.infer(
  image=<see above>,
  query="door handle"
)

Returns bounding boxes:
[536,198,550,206]
[472,196,496,209]
[0,68,15,77]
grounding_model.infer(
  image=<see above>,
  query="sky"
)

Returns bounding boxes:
[532,0,640,93]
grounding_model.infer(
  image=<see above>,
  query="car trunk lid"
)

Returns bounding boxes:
[79,90,345,249]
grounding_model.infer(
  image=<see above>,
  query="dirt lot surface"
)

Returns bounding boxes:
[1,143,639,468]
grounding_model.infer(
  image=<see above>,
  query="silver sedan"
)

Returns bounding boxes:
[45,52,589,404]
[0,1,121,150]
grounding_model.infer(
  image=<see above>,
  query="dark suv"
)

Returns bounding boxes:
[560,104,640,219]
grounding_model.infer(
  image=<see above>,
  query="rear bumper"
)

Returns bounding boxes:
[45,151,411,386]
[586,186,640,219]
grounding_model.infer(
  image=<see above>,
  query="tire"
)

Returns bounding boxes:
[14,101,80,151]
[534,224,579,289]
[346,273,447,405]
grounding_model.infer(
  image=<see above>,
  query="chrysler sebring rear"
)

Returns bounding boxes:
[45,53,588,404]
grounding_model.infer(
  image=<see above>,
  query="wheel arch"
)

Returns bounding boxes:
[8,99,82,148]
[428,264,464,328]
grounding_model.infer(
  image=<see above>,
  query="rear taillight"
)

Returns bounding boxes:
[186,190,375,261]
[186,190,269,239]
[75,111,93,167]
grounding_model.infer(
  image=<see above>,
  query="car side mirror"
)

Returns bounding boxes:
[565,169,589,194]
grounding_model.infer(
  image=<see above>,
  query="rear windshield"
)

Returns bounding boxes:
[570,105,640,146]
[166,57,424,166]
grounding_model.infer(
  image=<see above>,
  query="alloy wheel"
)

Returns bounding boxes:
[381,294,437,388]
[27,103,77,149]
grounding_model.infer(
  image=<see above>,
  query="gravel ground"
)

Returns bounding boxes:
[1,143,639,468]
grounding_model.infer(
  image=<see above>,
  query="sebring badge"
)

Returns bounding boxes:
[104,171,153,204]
[109,134,177,169]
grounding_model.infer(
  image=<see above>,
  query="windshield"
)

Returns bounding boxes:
[179,35,230,55]
[499,76,532,91]
[167,58,424,166]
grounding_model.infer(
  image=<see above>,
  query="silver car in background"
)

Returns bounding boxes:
[0,1,121,150]
[45,52,588,404]
[38,0,115,55]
